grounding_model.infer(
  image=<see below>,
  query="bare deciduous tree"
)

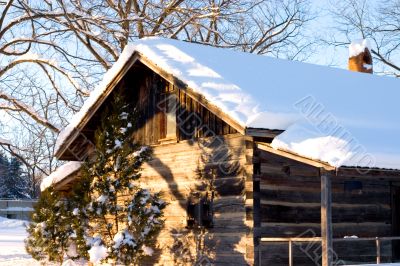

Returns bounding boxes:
[25,0,314,67]
[328,0,400,76]
[0,0,314,192]
[0,0,88,195]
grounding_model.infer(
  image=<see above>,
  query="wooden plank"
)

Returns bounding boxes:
[245,128,283,138]
[257,222,392,237]
[260,204,391,224]
[257,143,335,171]
[321,170,333,266]
[139,55,245,135]
[338,167,400,179]
[138,54,246,134]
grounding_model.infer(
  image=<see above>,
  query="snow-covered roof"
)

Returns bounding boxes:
[40,161,82,191]
[55,37,400,170]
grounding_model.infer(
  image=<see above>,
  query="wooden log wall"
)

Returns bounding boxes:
[138,134,253,265]
[254,146,394,265]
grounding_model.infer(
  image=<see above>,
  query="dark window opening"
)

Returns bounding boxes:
[344,180,363,195]
[186,192,213,229]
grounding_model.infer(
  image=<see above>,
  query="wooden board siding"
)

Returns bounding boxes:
[176,87,237,141]
[137,134,251,265]
[128,65,237,146]
[59,63,237,161]
[254,147,395,265]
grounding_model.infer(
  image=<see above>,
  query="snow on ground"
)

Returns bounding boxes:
[0,217,398,266]
[0,217,39,266]
[0,217,86,266]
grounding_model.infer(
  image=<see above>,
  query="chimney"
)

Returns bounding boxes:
[348,39,373,74]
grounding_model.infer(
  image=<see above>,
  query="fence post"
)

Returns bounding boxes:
[376,237,381,264]
[321,169,333,266]
[289,239,293,266]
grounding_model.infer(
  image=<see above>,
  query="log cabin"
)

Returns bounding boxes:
[42,38,400,266]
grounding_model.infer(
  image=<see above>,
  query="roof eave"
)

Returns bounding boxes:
[137,53,247,135]
[256,142,336,171]
[56,50,295,160]
[55,52,142,159]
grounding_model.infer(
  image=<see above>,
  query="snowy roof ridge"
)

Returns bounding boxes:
[54,37,400,170]
[40,161,82,191]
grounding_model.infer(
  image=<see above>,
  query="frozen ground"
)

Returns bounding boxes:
[0,216,398,266]
[0,217,85,265]
[0,217,39,266]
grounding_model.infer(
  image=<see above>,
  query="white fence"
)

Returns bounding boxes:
[0,199,37,220]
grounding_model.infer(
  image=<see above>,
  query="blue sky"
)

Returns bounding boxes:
[0,0,389,140]
[307,0,350,68]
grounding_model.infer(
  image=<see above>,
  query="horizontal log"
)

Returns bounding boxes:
[338,167,400,179]
[259,176,390,194]
[259,188,391,205]
[257,222,392,237]
[151,134,246,155]
[141,176,245,198]
[260,203,391,223]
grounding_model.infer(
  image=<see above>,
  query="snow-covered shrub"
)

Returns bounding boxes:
[25,188,77,263]
[77,94,166,265]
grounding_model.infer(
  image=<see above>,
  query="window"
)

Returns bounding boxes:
[344,180,363,195]
[186,192,213,229]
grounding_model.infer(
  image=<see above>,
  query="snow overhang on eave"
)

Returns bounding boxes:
[257,142,400,175]
[40,161,83,191]
[257,142,337,171]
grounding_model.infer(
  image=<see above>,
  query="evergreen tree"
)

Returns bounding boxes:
[0,152,9,197]
[6,157,29,199]
[68,165,92,260]
[25,188,77,263]
[0,154,29,199]
[78,94,166,265]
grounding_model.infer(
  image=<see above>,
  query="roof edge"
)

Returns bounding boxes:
[56,50,252,159]
[55,52,141,159]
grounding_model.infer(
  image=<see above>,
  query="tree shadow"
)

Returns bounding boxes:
[75,64,251,265]
[159,135,249,265]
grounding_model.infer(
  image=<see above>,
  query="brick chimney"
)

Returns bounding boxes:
[348,39,373,74]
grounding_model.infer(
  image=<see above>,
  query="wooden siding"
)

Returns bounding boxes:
[254,147,395,265]
[138,134,252,265]
[58,63,237,161]
[130,66,237,145]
